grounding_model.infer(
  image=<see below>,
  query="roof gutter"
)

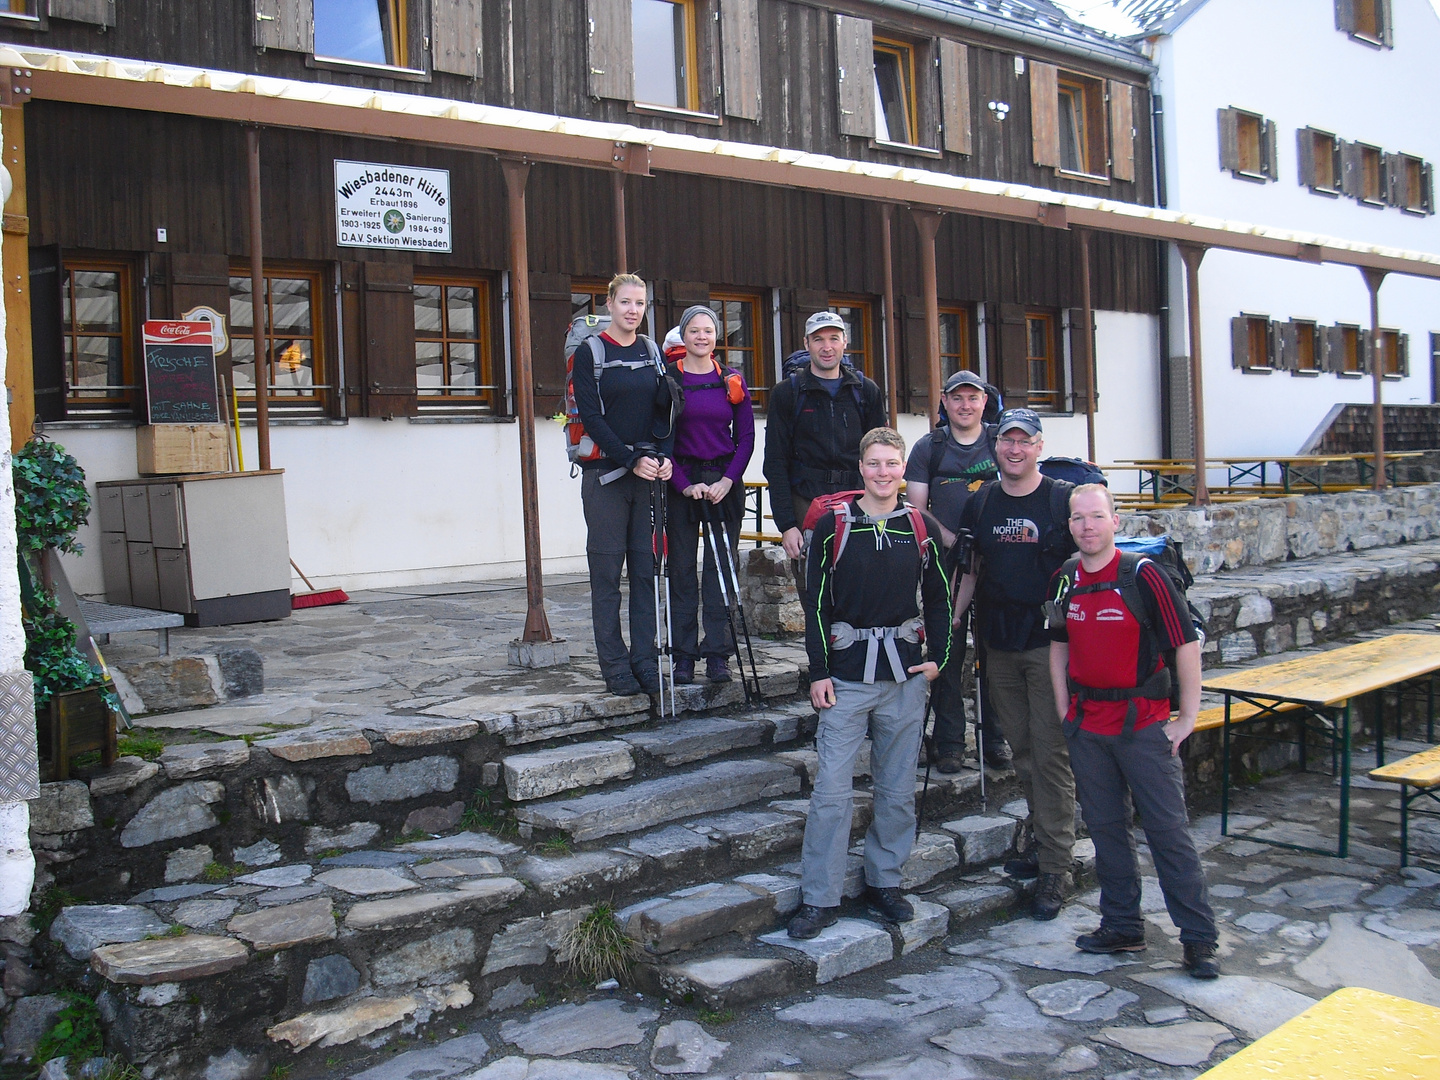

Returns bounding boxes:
[870,0,1156,75]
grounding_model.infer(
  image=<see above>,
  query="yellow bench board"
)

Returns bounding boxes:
[1202,634,1440,707]
[1369,744,1440,789]
[1193,699,1300,733]
[1197,986,1440,1080]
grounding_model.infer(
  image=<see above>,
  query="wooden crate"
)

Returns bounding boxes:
[38,686,117,781]
[137,424,229,475]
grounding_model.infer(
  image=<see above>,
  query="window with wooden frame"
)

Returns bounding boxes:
[1056,73,1106,178]
[1336,0,1392,47]
[1329,324,1364,376]
[1231,314,1274,371]
[571,280,612,323]
[938,306,973,383]
[631,0,699,112]
[1357,143,1385,205]
[872,36,919,147]
[828,299,873,383]
[1286,319,1320,375]
[413,276,494,408]
[1298,128,1342,194]
[1391,153,1435,215]
[61,259,134,410]
[1025,311,1062,410]
[1218,107,1277,182]
[229,266,327,407]
[707,292,768,410]
[313,0,417,70]
[0,1,40,23]
[1376,329,1408,378]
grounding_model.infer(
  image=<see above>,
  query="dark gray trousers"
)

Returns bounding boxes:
[1066,721,1217,945]
[581,470,658,681]
[930,620,1004,759]
[667,504,740,661]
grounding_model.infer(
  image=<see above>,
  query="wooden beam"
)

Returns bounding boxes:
[1077,228,1097,463]
[1179,243,1209,506]
[3,106,32,452]
[245,127,271,471]
[912,210,943,424]
[1363,267,1387,491]
[880,204,898,427]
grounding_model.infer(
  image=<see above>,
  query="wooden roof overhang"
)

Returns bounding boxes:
[6,44,1440,281]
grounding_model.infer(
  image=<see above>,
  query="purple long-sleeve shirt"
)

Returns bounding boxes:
[670,364,756,492]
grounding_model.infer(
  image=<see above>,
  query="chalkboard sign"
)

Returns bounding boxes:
[143,321,221,425]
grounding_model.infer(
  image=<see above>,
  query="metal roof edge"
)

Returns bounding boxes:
[869,0,1157,75]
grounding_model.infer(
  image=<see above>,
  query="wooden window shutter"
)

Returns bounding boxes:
[1297,128,1316,187]
[1361,329,1375,374]
[360,262,417,419]
[901,296,930,412]
[587,0,634,101]
[1380,0,1394,46]
[1030,62,1060,168]
[1230,317,1250,370]
[1107,81,1134,182]
[1277,320,1298,372]
[254,0,313,52]
[528,273,573,416]
[939,40,972,156]
[1339,141,1361,197]
[1335,0,1356,32]
[50,0,115,27]
[1217,108,1239,172]
[790,287,830,352]
[1423,162,1435,215]
[720,0,761,121]
[340,262,364,412]
[29,247,64,424]
[1262,119,1278,181]
[997,304,1029,403]
[1385,153,1405,206]
[432,0,481,77]
[1066,308,1087,408]
[168,254,234,376]
[668,281,710,330]
[1320,325,1342,373]
[834,14,875,138]
[1398,333,1410,377]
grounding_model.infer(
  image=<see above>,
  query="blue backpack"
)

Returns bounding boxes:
[1040,457,1107,486]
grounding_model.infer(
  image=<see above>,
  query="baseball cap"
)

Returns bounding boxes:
[804,311,847,336]
[996,408,1043,437]
[942,370,986,394]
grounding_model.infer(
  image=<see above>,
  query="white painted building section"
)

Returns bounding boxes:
[1152,0,1440,456]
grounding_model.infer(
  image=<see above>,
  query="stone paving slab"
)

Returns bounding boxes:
[90,935,249,984]
[760,918,895,984]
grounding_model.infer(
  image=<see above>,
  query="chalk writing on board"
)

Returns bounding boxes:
[144,343,221,425]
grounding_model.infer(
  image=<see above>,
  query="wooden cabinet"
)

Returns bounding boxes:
[96,471,291,626]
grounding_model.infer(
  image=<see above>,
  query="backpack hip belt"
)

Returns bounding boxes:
[829,617,924,684]
[793,464,859,486]
[1066,667,1172,739]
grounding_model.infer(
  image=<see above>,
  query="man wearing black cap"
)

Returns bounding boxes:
[904,371,1011,773]
[954,408,1078,921]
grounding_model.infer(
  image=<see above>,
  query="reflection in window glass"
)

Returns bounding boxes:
[63,267,130,403]
[872,45,914,144]
[632,0,685,108]
[828,302,871,382]
[939,307,971,382]
[229,273,321,400]
[414,280,490,405]
[708,293,765,408]
[1026,312,1060,410]
[1058,86,1084,173]
[314,0,388,65]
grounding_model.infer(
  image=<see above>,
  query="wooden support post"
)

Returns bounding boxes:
[3,106,32,452]
[1362,267,1388,491]
[880,204,898,426]
[502,158,553,642]
[612,171,628,273]
[1179,243,1210,506]
[1077,228,1097,464]
[245,127,271,471]
[912,210,943,423]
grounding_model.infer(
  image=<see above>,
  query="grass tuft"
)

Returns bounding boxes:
[559,904,639,985]
[116,733,165,761]
[200,862,243,883]
[538,834,571,856]
[697,1008,735,1025]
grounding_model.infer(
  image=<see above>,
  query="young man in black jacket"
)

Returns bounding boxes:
[788,427,951,939]
[762,312,887,592]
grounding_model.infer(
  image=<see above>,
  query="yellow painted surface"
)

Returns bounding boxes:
[1193,699,1300,733]
[1203,634,1440,707]
[1197,986,1440,1080]
[1370,744,1440,789]
[2,105,31,452]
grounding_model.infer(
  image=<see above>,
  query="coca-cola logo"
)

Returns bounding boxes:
[156,323,192,337]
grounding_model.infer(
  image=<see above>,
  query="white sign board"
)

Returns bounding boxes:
[334,159,451,252]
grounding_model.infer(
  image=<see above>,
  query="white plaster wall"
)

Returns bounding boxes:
[1154,0,1440,456]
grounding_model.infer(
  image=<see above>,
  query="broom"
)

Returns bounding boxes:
[290,559,349,609]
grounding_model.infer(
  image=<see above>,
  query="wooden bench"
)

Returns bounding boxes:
[1193,698,1301,733]
[1368,744,1440,867]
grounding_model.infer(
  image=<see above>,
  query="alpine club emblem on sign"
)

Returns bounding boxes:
[334,159,452,252]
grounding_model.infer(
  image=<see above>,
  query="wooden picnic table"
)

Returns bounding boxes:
[1353,449,1427,487]
[1202,633,1440,858]
[1196,986,1440,1080]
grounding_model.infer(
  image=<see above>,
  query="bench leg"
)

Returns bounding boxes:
[1338,701,1350,860]
[1376,689,1385,768]
[159,628,170,656]
[1221,696,1232,837]
[1400,784,1409,870]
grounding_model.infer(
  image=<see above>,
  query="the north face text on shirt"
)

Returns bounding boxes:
[992,517,1039,543]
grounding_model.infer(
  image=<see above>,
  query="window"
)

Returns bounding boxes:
[1299,128,1342,194]
[828,299,873,382]
[1218,107,1277,182]
[0,1,39,21]
[1025,311,1061,410]
[1376,329,1407,378]
[229,267,327,407]
[1056,75,1103,176]
[1393,154,1435,215]
[571,280,611,323]
[1335,324,1363,375]
[1230,314,1274,371]
[872,37,918,146]
[632,0,698,111]
[1337,0,1392,47]
[414,277,494,408]
[62,261,134,410]
[1358,143,1385,204]
[938,306,973,382]
[708,292,767,410]
[314,0,411,68]
[1292,320,1319,374]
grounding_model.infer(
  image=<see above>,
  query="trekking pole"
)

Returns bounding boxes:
[658,476,677,718]
[702,504,753,707]
[972,612,987,812]
[917,688,936,839]
[649,479,669,717]
[716,511,764,702]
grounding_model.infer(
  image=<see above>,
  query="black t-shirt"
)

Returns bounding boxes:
[959,477,1076,652]
[904,424,997,535]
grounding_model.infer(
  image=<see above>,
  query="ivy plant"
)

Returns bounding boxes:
[13,437,90,554]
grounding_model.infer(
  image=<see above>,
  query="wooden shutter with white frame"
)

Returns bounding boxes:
[939,39,972,156]
[1030,62,1060,168]
[1108,81,1134,181]
[1339,140,1361,197]
[1262,119,1278,180]
[1276,321,1298,372]
[1297,128,1316,187]
[1335,0,1356,33]
[1422,162,1435,214]
[1217,108,1239,172]
[587,0,634,101]
[50,0,115,26]
[1380,0,1395,46]
[254,0,313,52]
[1230,317,1250,370]
[1398,332,1410,377]
[720,0,762,121]
[834,14,874,138]
[433,0,482,77]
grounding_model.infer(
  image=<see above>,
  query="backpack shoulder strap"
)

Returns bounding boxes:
[830,501,858,566]
[1116,552,1156,634]
[1047,477,1074,529]
[970,479,996,539]
[789,371,805,425]
[1053,554,1083,610]
[642,334,665,373]
[588,334,605,382]
[926,429,948,482]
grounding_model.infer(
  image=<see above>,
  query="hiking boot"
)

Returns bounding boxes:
[1076,926,1147,954]
[635,666,662,696]
[606,672,644,697]
[1031,872,1070,921]
[865,886,914,924]
[935,754,964,775]
[706,655,732,683]
[982,739,1014,769]
[787,904,839,940]
[1183,942,1220,980]
[1003,847,1040,880]
[673,658,695,685]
